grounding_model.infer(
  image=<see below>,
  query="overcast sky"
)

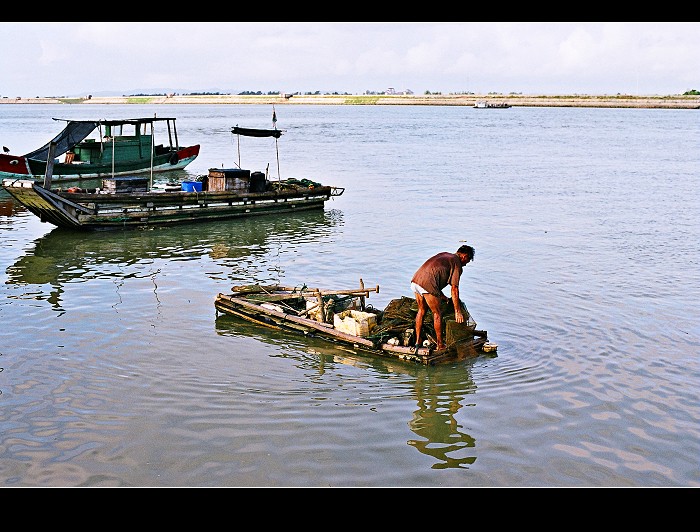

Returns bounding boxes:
[1,22,698,98]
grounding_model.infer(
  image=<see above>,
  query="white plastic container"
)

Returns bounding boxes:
[333,310,377,337]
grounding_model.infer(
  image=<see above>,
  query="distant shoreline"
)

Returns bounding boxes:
[1,93,698,109]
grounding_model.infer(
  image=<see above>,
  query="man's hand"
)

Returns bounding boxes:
[455,309,464,323]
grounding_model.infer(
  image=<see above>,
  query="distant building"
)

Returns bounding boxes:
[386,88,413,95]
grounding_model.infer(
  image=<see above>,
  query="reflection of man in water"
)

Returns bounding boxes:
[407,372,477,469]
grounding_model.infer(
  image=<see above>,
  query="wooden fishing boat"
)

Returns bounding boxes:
[1,177,343,230]
[1,121,344,230]
[214,281,497,366]
[0,117,199,183]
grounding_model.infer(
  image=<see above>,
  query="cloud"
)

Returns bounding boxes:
[0,22,698,97]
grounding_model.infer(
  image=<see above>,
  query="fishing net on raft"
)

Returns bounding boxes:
[365,296,477,347]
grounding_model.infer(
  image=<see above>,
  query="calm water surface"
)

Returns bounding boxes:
[1,104,698,487]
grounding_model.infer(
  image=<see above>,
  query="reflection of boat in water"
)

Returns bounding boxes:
[5,208,343,293]
[215,312,431,376]
[0,197,18,217]
[215,314,483,468]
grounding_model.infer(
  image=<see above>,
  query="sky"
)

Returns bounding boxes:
[0,22,698,98]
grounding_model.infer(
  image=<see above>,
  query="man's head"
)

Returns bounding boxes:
[456,244,475,265]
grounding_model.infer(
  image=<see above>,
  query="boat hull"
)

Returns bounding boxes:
[0,145,200,181]
[1,179,343,230]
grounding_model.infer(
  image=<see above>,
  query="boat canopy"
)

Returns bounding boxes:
[231,126,282,139]
[24,120,98,160]
[23,117,181,161]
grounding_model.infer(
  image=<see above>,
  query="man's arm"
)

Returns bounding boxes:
[451,284,464,323]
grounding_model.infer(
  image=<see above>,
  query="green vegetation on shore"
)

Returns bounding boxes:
[344,96,382,105]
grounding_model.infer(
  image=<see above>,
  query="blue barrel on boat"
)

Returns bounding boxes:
[181,181,203,192]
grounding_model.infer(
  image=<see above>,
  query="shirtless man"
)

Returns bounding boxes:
[410,244,475,350]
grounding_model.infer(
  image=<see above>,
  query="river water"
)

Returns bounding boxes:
[1,103,698,487]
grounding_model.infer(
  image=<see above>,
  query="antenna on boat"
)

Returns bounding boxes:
[111,129,116,178]
[272,105,281,181]
[150,119,155,188]
[235,125,241,168]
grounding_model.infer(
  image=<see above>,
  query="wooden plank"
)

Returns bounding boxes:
[359,278,366,310]
[242,293,306,303]
[221,294,375,346]
[230,285,379,299]
[219,306,283,329]
[43,141,57,189]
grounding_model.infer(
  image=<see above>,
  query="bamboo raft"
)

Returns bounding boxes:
[214,280,497,365]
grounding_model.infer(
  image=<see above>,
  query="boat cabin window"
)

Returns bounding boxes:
[104,123,148,139]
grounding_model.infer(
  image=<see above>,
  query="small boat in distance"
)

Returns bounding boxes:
[1,116,344,230]
[215,282,496,366]
[474,101,512,109]
[0,116,200,183]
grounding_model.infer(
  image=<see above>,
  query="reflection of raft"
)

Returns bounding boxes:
[214,281,496,365]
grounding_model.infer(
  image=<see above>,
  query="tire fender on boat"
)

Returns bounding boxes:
[169,152,179,165]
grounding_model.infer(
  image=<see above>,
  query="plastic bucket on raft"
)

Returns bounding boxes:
[181,181,203,192]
